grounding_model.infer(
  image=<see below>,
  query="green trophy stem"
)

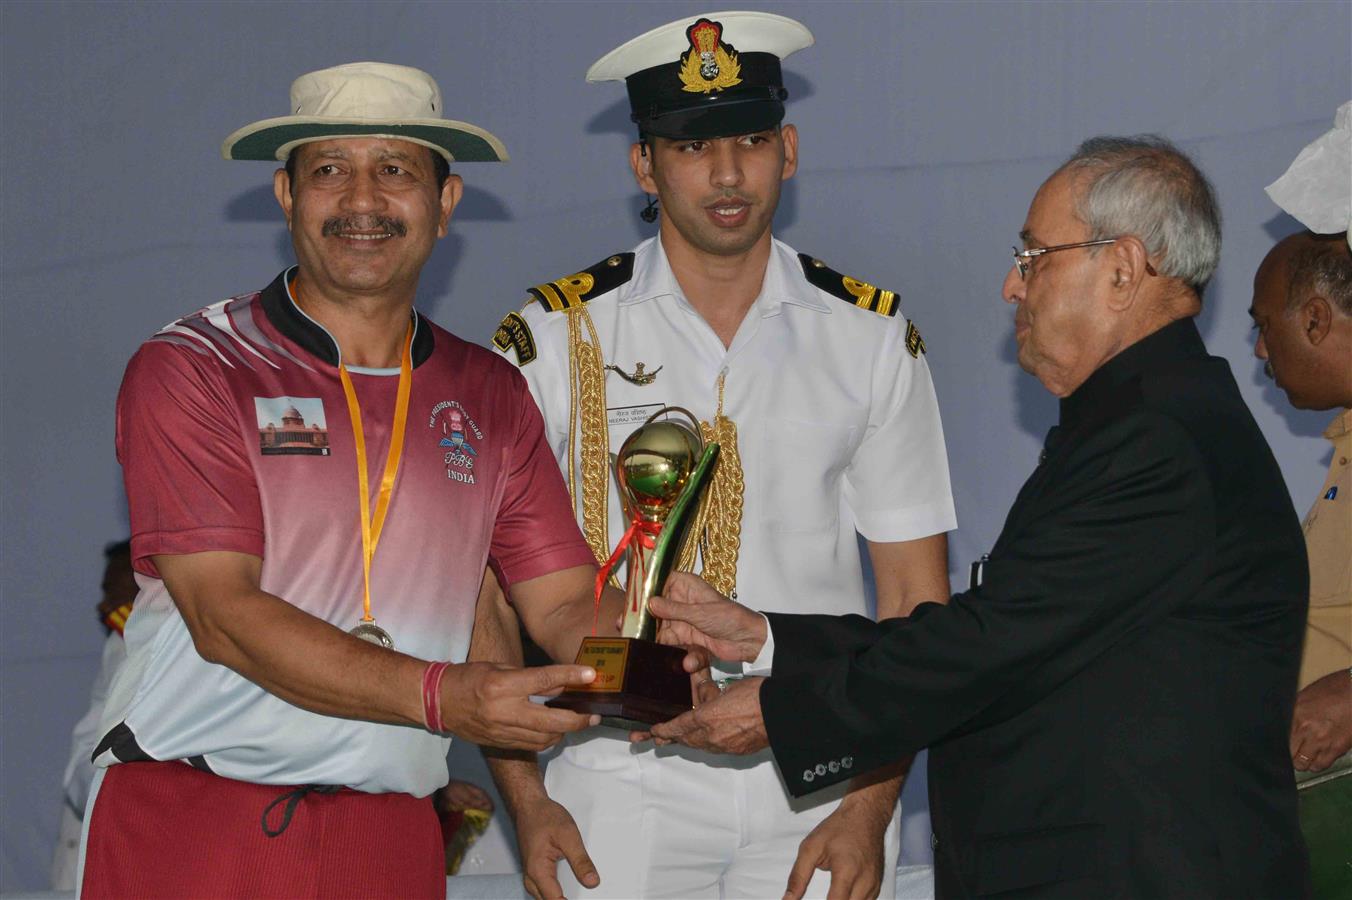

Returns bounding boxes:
[619,442,721,640]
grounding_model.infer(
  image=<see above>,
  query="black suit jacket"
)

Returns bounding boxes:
[760,319,1309,898]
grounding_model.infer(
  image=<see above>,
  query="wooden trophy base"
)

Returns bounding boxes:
[548,636,692,731]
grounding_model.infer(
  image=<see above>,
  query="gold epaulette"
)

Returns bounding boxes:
[798,252,902,319]
[527,252,635,313]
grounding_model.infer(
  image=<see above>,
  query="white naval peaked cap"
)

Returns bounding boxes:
[586,11,814,140]
[587,11,814,82]
[221,61,508,163]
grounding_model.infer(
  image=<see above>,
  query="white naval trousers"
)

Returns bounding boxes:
[545,732,900,899]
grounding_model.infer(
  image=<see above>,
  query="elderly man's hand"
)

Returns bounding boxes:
[649,572,767,666]
[648,676,769,754]
[627,663,724,743]
[1290,669,1352,772]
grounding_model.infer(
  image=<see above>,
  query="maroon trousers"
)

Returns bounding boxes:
[82,761,444,899]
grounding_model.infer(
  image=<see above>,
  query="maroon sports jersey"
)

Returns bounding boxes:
[99,269,593,793]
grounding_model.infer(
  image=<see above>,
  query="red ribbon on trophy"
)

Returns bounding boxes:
[593,513,663,632]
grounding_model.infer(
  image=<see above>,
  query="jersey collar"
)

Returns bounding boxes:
[258,267,435,369]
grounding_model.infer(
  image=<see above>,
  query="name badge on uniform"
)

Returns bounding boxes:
[608,403,667,430]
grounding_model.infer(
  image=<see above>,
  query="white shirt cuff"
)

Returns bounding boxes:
[743,613,775,676]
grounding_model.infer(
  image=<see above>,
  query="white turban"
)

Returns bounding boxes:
[1266,101,1352,250]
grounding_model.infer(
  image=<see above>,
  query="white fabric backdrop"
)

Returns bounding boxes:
[2,0,1347,890]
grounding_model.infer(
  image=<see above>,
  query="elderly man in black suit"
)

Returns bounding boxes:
[646,136,1311,898]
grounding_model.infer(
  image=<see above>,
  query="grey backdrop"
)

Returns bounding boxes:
[2,0,1348,890]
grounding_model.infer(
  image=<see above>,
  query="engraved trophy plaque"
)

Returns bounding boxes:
[549,408,720,729]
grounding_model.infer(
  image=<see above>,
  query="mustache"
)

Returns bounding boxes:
[322,216,407,237]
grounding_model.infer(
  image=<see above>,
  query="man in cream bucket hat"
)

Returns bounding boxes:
[80,62,618,897]
[221,61,509,163]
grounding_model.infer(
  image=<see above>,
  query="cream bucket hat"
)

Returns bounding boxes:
[221,61,508,163]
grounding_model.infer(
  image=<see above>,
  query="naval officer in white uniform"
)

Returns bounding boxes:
[486,11,957,899]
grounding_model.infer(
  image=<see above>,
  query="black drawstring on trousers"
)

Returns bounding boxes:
[261,784,341,837]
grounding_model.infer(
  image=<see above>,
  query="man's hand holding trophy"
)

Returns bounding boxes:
[641,573,773,754]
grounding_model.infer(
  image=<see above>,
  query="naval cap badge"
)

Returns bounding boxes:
[679,18,742,93]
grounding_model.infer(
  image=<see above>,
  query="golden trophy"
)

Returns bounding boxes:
[549,408,720,729]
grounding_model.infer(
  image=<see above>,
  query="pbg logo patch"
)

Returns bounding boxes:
[429,400,483,485]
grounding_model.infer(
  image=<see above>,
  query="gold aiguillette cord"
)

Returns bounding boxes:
[338,321,413,640]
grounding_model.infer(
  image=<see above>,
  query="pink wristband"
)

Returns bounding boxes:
[422,661,452,734]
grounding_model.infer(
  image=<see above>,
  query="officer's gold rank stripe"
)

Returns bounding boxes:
[876,290,897,317]
[842,277,898,317]
[527,254,636,313]
[798,253,901,319]
[530,280,581,312]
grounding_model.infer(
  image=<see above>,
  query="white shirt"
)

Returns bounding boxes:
[502,236,956,624]
[63,632,126,815]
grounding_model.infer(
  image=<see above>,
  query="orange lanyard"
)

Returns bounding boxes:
[338,322,413,627]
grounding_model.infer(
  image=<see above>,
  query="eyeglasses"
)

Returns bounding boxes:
[1011,238,1158,280]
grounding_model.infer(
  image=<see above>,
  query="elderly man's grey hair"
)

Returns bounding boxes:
[1059,135,1221,294]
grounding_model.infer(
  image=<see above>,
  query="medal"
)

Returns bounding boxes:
[338,319,414,651]
[349,621,395,649]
